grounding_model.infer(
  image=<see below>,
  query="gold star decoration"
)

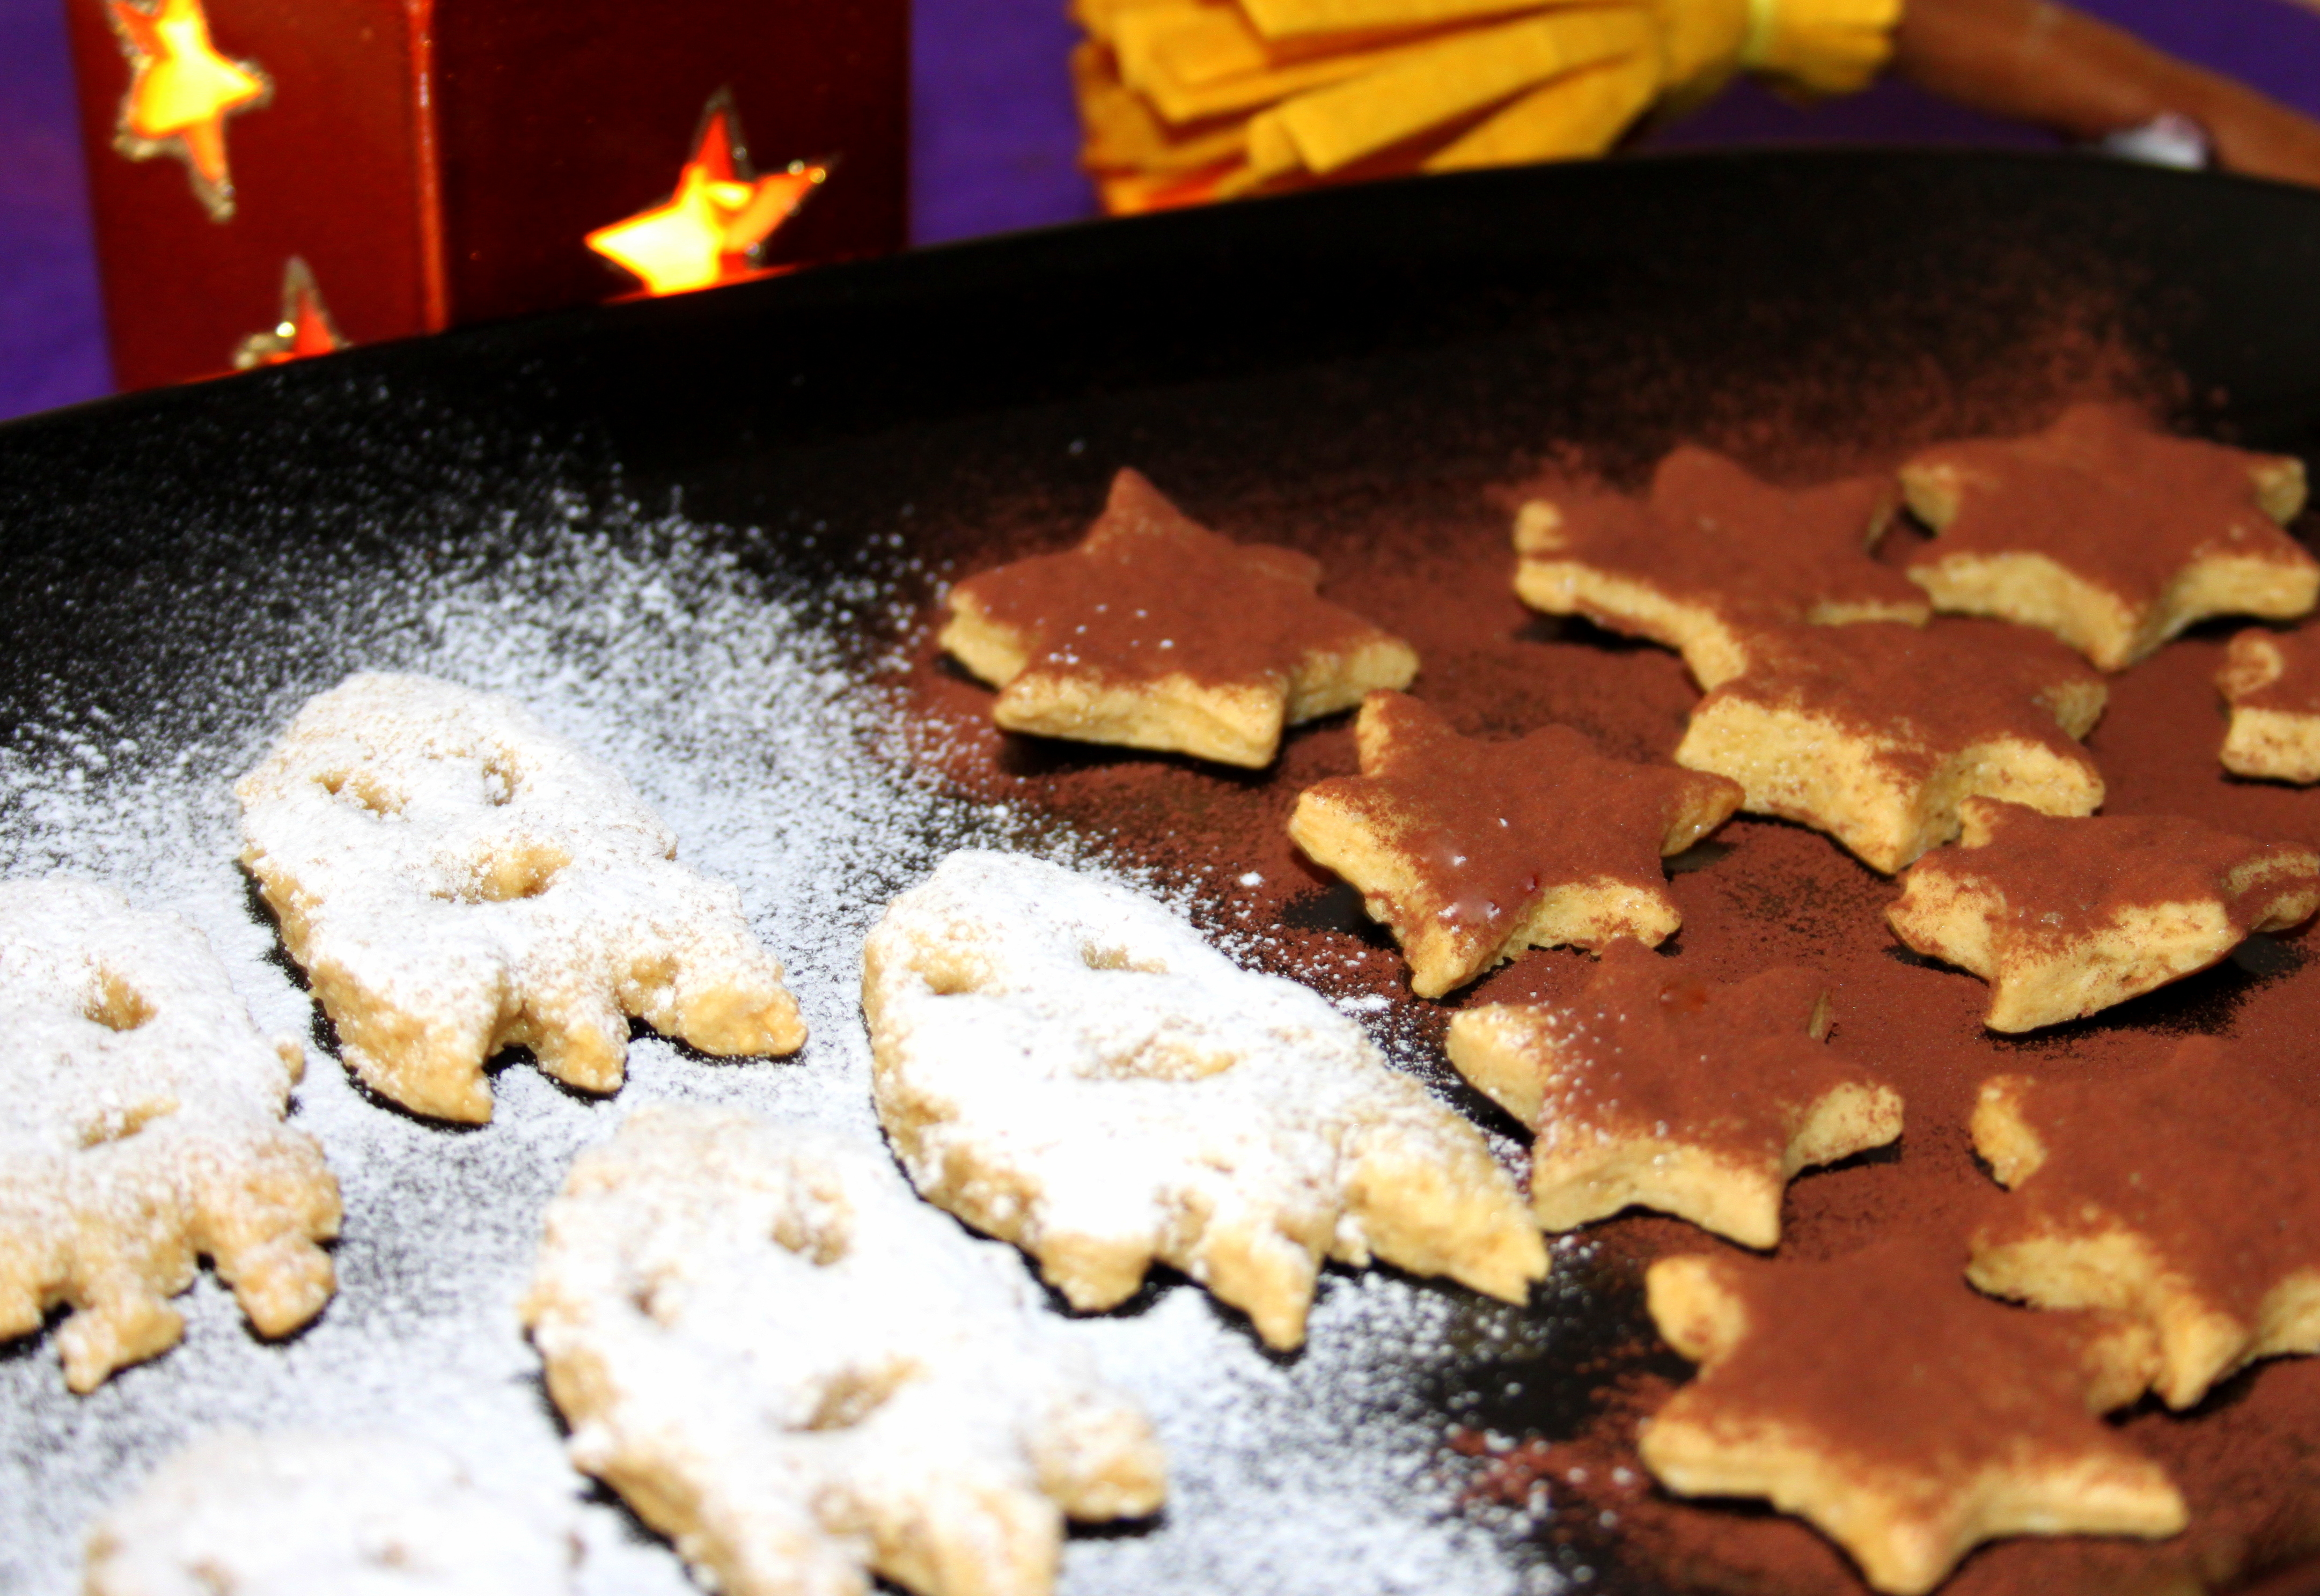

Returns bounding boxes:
[231,258,346,371]
[585,91,830,298]
[1288,690,1742,997]
[1514,444,1924,689]
[1642,1242,2183,1595]
[1900,402,2316,671]
[106,0,270,222]
[1887,797,2320,1032]
[1971,1038,2320,1408]
[1445,939,1900,1247]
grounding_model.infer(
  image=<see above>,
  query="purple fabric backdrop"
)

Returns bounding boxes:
[8,0,2320,422]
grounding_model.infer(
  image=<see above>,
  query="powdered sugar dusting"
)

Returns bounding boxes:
[83,1428,582,1595]
[236,672,803,1122]
[0,483,1546,1596]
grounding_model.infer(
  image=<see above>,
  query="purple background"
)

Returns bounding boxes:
[9,0,2320,423]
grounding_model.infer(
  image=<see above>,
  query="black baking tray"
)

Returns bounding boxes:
[6,150,2320,1596]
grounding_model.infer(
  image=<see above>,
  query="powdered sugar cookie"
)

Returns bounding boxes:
[0,879,340,1392]
[236,672,805,1123]
[522,1105,1165,1596]
[861,850,1547,1350]
[83,1429,579,1595]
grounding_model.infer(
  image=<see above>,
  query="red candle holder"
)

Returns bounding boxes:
[65,0,908,391]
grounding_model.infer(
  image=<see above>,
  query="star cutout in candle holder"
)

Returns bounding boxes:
[105,0,271,222]
[586,91,831,297]
[232,258,345,370]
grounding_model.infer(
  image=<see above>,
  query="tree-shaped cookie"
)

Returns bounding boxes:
[1971,1038,2320,1409]
[1673,620,2105,874]
[237,672,805,1123]
[523,1105,1167,1596]
[85,1429,582,1594]
[1514,444,1925,688]
[1289,690,1742,998]
[1444,939,1899,1247]
[861,850,1546,1349]
[1888,797,2320,1032]
[1642,1242,2183,1596]
[0,879,340,1392]
[1899,402,2315,670]
[2218,626,2320,782]
[942,468,1418,767]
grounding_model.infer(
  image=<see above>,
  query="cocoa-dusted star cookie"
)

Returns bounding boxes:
[1642,1242,2182,1596]
[1514,444,1924,688]
[1899,402,2315,671]
[1444,939,1900,1248]
[941,468,1418,767]
[1288,690,1742,998]
[1673,619,2105,874]
[2218,626,2320,782]
[1887,797,2320,1032]
[1971,1038,2320,1409]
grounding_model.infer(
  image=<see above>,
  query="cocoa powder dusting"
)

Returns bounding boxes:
[1519,445,1917,627]
[1503,938,1870,1165]
[1982,1035,2320,1330]
[1904,402,2308,602]
[2221,628,2320,717]
[894,435,2320,1595]
[1298,690,1737,966]
[949,467,1401,692]
[1907,800,2320,951]
[1709,619,2105,785]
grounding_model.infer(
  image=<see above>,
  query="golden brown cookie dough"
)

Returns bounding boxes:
[237,672,805,1123]
[1887,797,2320,1032]
[1445,939,1900,1248]
[1514,444,1923,688]
[1970,1038,2320,1409]
[1899,402,2315,671]
[1288,690,1742,998]
[862,850,1545,1350]
[523,1105,1167,1596]
[941,468,1418,767]
[1673,619,2105,874]
[0,880,340,1392]
[2218,626,2320,782]
[1642,1242,2183,1596]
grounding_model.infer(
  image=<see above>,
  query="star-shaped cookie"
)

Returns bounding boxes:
[1899,402,2316,671]
[1887,797,2320,1032]
[1444,939,1900,1248]
[2219,626,2320,782]
[1288,690,1743,998]
[1971,1038,2320,1409]
[1641,1242,2182,1596]
[1673,619,2106,874]
[941,468,1418,767]
[1514,444,1925,688]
